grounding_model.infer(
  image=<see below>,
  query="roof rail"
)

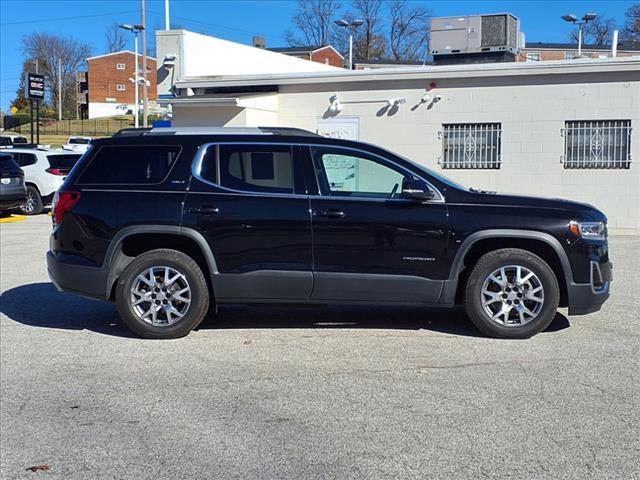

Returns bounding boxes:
[112,128,152,137]
[114,126,319,137]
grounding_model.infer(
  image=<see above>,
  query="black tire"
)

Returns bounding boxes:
[464,248,560,339]
[18,185,43,215]
[115,248,210,339]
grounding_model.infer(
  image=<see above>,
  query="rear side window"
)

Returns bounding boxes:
[78,145,180,184]
[208,145,294,194]
[47,154,81,171]
[16,153,37,167]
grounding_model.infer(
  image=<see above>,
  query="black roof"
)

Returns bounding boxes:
[524,41,640,51]
[354,58,427,65]
[268,45,327,54]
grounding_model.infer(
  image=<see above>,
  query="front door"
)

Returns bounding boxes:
[183,143,313,302]
[306,145,449,303]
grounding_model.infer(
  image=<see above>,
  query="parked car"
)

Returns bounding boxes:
[9,148,83,215]
[0,135,29,148]
[62,136,92,154]
[0,152,27,212]
[47,127,612,339]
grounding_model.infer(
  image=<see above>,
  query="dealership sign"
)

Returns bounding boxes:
[25,73,45,100]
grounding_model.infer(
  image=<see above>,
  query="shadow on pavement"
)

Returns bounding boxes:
[1,282,570,339]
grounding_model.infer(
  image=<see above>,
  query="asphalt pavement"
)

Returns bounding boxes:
[1,215,639,479]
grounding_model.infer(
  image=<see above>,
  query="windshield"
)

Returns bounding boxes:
[392,152,467,190]
[68,137,90,144]
[12,137,28,144]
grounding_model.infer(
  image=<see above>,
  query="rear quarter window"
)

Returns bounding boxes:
[77,145,181,184]
[47,154,82,171]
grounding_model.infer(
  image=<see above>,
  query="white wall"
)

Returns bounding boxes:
[88,102,134,119]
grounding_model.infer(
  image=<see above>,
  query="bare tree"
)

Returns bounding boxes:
[621,3,640,41]
[105,22,127,53]
[285,0,342,46]
[352,0,385,60]
[21,33,92,117]
[569,16,617,45]
[387,0,431,61]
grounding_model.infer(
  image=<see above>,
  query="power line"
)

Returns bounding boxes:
[0,10,138,26]
[148,10,282,41]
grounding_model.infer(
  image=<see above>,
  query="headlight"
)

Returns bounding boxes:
[569,221,606,240]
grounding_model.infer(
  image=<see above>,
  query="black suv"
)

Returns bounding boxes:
[47,127,611,339]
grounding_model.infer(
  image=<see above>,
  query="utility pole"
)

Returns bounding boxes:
[58,59,62,121]
[141,0,149,127]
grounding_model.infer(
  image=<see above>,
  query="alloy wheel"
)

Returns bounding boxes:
[480,265,545,327]
[130,266,191,327]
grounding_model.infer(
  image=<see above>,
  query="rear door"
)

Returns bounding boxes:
[182,142,313,302]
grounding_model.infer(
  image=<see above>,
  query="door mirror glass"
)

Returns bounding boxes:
[400,178,434,201]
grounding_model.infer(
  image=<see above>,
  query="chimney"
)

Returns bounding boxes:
[253,36,266,49]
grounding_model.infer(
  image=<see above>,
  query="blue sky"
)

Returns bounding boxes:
[0,0,635,112]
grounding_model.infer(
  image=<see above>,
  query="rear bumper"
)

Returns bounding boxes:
[567,261,612,315]
[0,189,27,210]
[47,251,109,301]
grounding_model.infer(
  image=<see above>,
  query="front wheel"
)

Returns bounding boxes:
[464,248,560,339]
[115,249,210,339]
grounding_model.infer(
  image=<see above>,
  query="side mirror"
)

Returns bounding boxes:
[400,178,435,201]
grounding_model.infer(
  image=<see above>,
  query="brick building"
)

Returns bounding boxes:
[518,42,640,61]
[248,35,344,68]
[79,51,157,119]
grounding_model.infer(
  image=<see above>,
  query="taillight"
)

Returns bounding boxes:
[46,168,67,176]
[52,190,81,225]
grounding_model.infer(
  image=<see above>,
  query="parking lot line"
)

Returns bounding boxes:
[0,215,27,224]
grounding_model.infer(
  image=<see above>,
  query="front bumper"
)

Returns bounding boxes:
[567,261,612,315]
[47,251,109,301]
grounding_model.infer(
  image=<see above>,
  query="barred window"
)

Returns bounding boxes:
[563,120,632,169]
[440,123,501,169]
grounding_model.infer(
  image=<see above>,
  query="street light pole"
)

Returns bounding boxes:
[561,13,598,58]
[141,0,148,128]
[134,32,139,128]
[335,19,363,69]
[119,24,144,128]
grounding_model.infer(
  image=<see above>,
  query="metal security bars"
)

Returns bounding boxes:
[562,120,632,169]
[439,123,502,169]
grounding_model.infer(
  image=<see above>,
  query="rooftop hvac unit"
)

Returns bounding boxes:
[430,13,520,56]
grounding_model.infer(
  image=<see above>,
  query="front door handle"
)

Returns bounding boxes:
[188,206,220,215]
[314,209,345,219]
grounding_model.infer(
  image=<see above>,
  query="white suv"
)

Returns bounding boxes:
[62,136,92,154]
[8,148,82,215]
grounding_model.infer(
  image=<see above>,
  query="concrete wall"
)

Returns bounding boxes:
[168,66,640,233]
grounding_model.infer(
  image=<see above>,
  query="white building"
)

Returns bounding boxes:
[157,30,640,233]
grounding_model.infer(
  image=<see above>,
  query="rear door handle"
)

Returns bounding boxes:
[188,206,220,215]
[314,209,345,219]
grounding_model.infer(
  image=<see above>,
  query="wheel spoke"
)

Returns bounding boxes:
[482,290,501,306]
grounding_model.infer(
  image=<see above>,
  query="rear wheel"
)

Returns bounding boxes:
[19,185,43,215]
[464,248,560,339]
[115,249,210,339]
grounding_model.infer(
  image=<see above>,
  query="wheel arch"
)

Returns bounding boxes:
[441,230,572,307]
[103,225,218,301]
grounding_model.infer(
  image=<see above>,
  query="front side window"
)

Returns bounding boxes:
[563,120,632,169]
[216,145,294,194]
[312,147,406,199]
[78,145,180,184]
[441,123,501,169]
